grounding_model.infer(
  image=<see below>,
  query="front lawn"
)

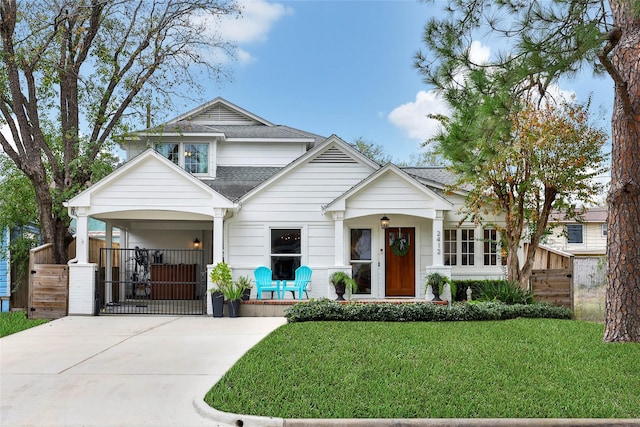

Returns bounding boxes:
[0,311,48,337]
[206,319,640,419]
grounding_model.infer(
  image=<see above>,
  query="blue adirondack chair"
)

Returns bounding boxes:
[254,266,280,300]
[282,265,312,300]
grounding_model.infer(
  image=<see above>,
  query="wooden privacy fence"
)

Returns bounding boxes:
[28,238,119,319]
[527,244,574,310]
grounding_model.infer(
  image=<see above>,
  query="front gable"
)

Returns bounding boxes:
[237,136,380,206]
[324,164,453,219]
[67,149,234,219]
[168,97,273,126]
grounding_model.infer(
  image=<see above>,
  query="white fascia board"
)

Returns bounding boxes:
[224,138,316,143]
[166,97,274,126]
[138,132,225,138]
[237,135,380,203]
[323,164,454,213]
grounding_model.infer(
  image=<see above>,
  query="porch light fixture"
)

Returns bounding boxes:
[193,238,201,249]
[380,216,390,229]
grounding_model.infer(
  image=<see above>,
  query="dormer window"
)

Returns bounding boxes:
[156,143,208,174]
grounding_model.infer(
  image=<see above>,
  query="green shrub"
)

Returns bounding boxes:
[284,298,572,323]
[479,280,534,304]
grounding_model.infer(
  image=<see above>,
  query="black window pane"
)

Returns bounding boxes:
[351,229,371,260]
[271,229,301,254]
[271,256,300,281]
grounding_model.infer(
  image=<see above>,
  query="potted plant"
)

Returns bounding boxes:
[209,262,232,317]
[329,271,357,301]
[236,275,253,300]
[221,280,246,318]
[425,272,455,302]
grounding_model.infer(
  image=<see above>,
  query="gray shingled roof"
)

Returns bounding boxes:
[143,122,325,146]
[212,125,325,143]
[401,167,458,187]
[201,166,282,200]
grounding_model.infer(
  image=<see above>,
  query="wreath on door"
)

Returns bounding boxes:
[391,231,410,256]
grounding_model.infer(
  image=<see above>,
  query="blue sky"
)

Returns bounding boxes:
[0,1,614,166]
[175,0,614,166]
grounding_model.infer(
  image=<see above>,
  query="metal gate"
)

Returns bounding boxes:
[96,248,206,315]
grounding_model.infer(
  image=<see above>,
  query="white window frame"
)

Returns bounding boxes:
[156,142,209,175]
[484,228,499,266]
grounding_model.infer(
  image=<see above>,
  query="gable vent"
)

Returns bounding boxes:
[311,147,357,163]
[194,104,259,125]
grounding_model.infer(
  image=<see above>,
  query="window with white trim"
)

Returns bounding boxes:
[461,229,475,266]
[156,142,209,174]
[271,229,301,281]
[484,229,498,266]
[444,229,457,266]
[601,223,607,237]
[350,229,371,295]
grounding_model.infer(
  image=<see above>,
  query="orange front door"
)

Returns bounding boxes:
[385,228,415,297]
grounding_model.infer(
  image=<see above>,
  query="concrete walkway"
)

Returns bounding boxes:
[1,315,286,427]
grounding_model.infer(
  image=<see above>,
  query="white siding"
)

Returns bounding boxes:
[90,157,220,215]
[217,141,307,166]
[346,173,438,218]
[238,162,374,222]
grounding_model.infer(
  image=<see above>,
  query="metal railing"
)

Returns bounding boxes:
[97,248,206,315]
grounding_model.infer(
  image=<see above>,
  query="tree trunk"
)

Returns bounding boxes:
[603,1,640,342]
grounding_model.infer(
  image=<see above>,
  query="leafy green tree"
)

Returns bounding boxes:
[0,0,240,264]
[430,97,607,288]
[417,0,639,342]
[353,138,393,164]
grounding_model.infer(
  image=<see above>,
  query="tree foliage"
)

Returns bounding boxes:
[431,96,607,286]
[417,0,640,342]
[0,0,240,263]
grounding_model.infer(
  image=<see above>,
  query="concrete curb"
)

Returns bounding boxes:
[193,399,640,427]
[193,398,284,427]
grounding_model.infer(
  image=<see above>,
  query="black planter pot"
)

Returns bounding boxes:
[334,281,346,301]
[242,287,251,301]
[227,299,241,318]
[211,291,224,318]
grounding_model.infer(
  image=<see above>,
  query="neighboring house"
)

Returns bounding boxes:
[1,226,9,312]
[65,98,510,316]
[546,208,607,256]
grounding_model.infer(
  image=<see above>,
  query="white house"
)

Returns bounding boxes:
[65,98,508,316]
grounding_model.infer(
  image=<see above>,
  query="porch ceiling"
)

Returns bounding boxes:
[91,210,214,230]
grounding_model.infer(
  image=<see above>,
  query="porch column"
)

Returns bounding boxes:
[432,210,444,266]
[212,208,226,264]
[333,211,345,265]
[75,208,89,264]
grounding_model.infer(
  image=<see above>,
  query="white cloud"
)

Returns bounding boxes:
[220,0,293,44]
[190,1,291,65]
[469,40,491,65]
[388,90,451,142]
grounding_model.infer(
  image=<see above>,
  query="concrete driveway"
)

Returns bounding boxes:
[1,315,286,427]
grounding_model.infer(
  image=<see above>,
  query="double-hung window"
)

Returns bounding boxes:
[350,229,371,294]
[156,142,209,174]
[461,229,475,266]
[444,228,475,266]
[444,229,457,266]
[270,229,301,281]
[484,229,498,266]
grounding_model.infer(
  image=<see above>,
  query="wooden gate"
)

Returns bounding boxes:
[29,264,69,319]
[530,268,574,309]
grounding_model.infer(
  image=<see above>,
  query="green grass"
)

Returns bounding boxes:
[0,311,48,337]
[206,319,640,419]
